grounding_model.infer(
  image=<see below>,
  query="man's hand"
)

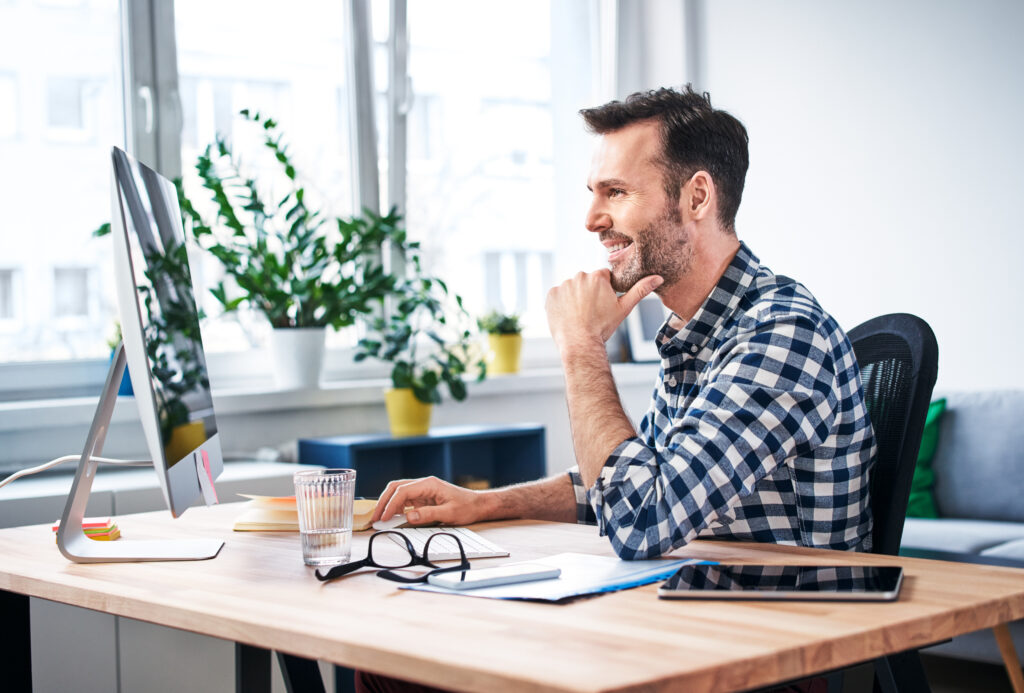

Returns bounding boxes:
[371,476,490,527]
[545,269,663,350]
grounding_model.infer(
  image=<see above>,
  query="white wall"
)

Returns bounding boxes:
[624,0,1024,391]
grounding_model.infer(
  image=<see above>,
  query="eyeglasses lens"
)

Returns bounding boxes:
[367,532,416,569]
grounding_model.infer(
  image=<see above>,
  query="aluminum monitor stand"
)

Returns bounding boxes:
[56,344,224,563]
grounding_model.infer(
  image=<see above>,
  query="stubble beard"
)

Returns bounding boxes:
[609,204,692,293]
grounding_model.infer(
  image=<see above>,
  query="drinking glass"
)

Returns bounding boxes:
[293,469,356,566]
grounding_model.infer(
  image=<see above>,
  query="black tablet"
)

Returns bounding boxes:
[657,564,904,601]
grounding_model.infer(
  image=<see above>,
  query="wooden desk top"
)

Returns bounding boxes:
[2,503,1023,693]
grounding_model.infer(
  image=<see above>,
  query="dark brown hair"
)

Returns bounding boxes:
[580,85,749,231]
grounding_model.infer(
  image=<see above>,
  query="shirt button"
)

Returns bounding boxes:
[666,376,677,387]
[689,344,699,354]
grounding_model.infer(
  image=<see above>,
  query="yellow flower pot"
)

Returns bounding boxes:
[384,388,433,437]
[488,333,523,375]
[163,420,207,464]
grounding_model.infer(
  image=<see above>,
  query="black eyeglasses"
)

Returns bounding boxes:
[314,530,470,584]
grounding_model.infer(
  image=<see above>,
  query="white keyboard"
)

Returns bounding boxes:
[386,526,509,561]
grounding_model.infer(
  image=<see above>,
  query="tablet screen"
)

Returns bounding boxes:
[658,564,903,601]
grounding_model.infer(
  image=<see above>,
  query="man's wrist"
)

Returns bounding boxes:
[556,334,607,362]
[478,486,509,520]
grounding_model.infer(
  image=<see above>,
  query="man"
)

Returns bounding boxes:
[371,85,876,559]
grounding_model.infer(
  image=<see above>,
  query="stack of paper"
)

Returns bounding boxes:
[51,517,121,541]
[232,494,378,532]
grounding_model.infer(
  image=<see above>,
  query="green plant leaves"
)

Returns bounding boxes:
[177,107,488,405]
[179,109,407,330]
[477,310,522,334]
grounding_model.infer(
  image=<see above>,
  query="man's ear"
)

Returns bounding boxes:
[682,170,715,222]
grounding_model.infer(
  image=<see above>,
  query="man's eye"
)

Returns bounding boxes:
[609,188,626,198]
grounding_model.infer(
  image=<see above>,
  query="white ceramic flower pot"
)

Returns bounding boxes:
[268,327,326,390]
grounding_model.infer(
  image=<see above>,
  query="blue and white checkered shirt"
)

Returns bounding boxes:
[568,242,876,559]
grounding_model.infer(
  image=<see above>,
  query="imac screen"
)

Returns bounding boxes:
[111,148,217,470]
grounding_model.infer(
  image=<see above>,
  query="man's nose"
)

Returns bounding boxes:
[585,204,611,234]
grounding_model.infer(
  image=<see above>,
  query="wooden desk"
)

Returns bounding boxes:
[2,503,1024,693]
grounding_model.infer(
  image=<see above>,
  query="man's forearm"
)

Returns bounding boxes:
[561,339,637,489]
[482,474,578,523]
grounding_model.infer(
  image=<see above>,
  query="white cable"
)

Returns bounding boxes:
[0,455,152,490]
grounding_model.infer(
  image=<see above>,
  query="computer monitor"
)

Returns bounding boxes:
[56,147,224,563]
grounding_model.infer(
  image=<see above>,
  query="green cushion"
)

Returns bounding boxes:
[905,398,946,518]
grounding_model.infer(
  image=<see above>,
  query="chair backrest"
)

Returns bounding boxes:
[848,313,938,556]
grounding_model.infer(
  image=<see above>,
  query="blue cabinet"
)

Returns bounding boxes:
[298,424,546,498]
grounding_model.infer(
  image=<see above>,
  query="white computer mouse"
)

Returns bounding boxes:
[372,513,409,531]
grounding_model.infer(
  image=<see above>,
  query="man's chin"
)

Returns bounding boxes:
[609,271,639,294]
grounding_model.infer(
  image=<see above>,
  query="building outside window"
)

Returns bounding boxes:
[0,269,16,321]
[46,76,85,129]
[52,267,90,318]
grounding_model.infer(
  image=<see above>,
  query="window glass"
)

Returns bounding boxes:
[404,0,559,336]
[0,0,123,361]
[175,0,355,353]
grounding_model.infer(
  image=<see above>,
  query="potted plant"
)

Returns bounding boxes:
[105,321,134,396]
[178,109,404,389]
[478,310,523,375]
[355,252,487,437]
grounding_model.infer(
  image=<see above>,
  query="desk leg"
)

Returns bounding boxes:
[334,665,356,693]
[277,652,326,693]
[874,649,931,693]
[1,589,32,692]
[236,643,271,693]
[994,623,1024,693]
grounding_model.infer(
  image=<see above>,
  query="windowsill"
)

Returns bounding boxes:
[0,363,660,433]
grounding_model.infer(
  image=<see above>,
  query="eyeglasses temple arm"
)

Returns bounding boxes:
[314,558,371,582]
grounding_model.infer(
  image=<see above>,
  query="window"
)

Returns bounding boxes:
[0,0,122,364]
[402,0,601,337]
[0,0,608,395]
[45,76,107,143]
[46,76,85,129]
[174,0,355,354]
[53,267,90,317]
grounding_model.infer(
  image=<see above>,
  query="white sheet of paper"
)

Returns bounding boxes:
[403,552,711,601]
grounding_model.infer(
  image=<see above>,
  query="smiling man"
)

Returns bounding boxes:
[371,85,877,561]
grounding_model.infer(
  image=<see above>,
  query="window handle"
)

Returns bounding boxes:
[138,85,154,134]
[398,76,414,116]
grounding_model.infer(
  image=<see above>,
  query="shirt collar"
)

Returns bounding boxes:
[656,241,761,356]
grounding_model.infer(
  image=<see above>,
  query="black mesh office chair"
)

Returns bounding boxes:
[847,314,940,693]
[849,313,939,557]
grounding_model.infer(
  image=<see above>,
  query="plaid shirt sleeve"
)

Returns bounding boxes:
[573,312,841,560]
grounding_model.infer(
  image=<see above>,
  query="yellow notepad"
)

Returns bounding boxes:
[232,495,378,532]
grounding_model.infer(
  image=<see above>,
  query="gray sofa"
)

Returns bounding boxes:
[900,390,1024,664]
